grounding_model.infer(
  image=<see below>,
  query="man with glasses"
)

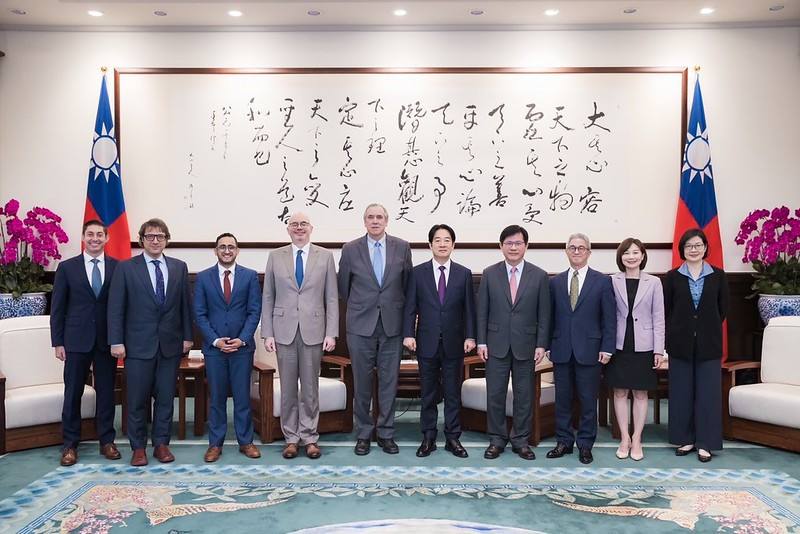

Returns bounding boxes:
[338,203,412,456]
[477,225,551,460]
[546,233,615,465]
[108,218,193,466]
[262,213,338,459]
[194,233,262,462]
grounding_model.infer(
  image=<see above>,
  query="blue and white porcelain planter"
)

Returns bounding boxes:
[757,294,800,325]
[0,292,48,320]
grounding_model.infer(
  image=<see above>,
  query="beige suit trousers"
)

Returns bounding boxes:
[276,327,323,445]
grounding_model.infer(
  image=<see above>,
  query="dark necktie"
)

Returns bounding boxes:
[152,259,165,305]
[223,269,232,304]
[90,258,102,298]
[295,250,304,288]
[437,265,446,305]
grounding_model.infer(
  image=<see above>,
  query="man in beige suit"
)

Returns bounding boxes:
[262,212,338,459]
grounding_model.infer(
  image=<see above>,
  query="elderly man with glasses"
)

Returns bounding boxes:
[262,212,338,459]
[108,218,194,467]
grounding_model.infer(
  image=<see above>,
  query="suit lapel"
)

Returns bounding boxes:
[304,245,320,289]
[612,273,628,309]
[632,275,648,310]
[358,235,380,287]
[164,256,181,304]
[98,258,115,299]
[382,236,395,288]
[283,247,299,291]
[512,262,532,309]
[135,255,160,307]
[424,261,441,307]
[499,263,513,307]
[574,268,596,311]
[211,266,225,304]
[74,256,96,299]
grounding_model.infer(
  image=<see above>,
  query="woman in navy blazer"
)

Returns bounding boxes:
[605,238,665,461]
[663,228,729,463]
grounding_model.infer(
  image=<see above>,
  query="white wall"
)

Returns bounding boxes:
[1,26,798,273]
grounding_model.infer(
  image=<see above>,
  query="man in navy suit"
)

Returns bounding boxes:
[194,233,262,462]
[51,219,120,467]
[546,232,615,464]
[108,218,193,467]
[403,224,476,458]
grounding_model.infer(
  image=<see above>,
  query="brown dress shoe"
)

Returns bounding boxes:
[282,443,299,459]
[239,443,261,459]
[130,448,148,467]
[60,448,78,467]
[100,443,122,460]
[305,443,322,459]
[204,446,223,462]
[153,444,175,463]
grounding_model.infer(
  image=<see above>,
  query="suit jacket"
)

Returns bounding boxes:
[50,254,117,352]
[549,267,615,365]
[611,272,665,354]
[107,253,193,359]
[402,260,476,359]
[194,264,262,356]
[663,266,729,361]
[262,244,338,345]
[477,261,551,360]
[338,234,412,337]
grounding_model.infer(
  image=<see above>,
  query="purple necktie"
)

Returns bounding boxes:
[437,265,446,305]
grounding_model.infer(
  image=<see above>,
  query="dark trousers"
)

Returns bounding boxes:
[668,355,722,451]
[62,346,116,448]
[347,318,402,440]
[553,354,602,449]
[124,349,181,450]
[486,350,534,448]
[418,341,463,440]
[205,350,254,447]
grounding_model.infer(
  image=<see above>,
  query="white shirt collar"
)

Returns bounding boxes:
[432,258,451,271]
[368,234,387,247]
[217,262,237,275]
[144,253,165,264]
[505,261,524,275]
[570,264,589,277]
[83,251,104,263]
[291,242,311,256]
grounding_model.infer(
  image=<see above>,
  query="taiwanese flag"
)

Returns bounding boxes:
[671,76,727,359]
[84,74,131,260]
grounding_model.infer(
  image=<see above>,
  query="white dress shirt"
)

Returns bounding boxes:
[505,261,524,281]
[83,252,105,286]
[144,253,168,293]
[566,264,589,295]
[432,258,451,286]
[291,243,311,279]
[218,262,236,293]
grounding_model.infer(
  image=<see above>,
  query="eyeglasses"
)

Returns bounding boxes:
[567,245,589,253]
[288,221,311,229]
[684,243,706,250]
[216,245,237,252]
[143,234,166,242]
[503,241,526,248]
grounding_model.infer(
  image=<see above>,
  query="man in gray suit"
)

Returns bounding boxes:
[338,203,413,455]
[262,212,338,460]
[477,224,551,461]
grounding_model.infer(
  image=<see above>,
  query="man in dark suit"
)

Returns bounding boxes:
[194,232,262,463]
[51,219,120,467]
[338,203,413,456]
[108,218,193,467]
[403,224,476,458]
[546,232,615,465]
[477,225,551,461]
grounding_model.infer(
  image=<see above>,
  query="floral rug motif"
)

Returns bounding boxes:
[1,465,799,533]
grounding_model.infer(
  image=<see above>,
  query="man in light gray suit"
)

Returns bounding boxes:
[262,212,338,460]
[338,203,413,455]
[477,225,551,461]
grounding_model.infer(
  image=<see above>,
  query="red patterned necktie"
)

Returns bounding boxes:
[223,270,232,304]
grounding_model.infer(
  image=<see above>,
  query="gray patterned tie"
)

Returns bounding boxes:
[90,258,102,298]
[569,270,579,311]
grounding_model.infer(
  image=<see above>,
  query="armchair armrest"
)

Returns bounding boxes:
[322,354,352,382]
[722,361,761,372]
[253,360,276,375]
[463,355,484,379]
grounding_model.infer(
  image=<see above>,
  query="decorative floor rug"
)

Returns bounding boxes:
[1,465,799,533]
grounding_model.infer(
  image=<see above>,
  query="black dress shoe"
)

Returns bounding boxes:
[578,447,593,464]
[354,439,371,456]
[546,443,574,459]
[512,446,536,460]
[483,444,504,459]
[445,438,469,458]
[416,439,437,457]
[675,445,696,456]
[376,437,399,454]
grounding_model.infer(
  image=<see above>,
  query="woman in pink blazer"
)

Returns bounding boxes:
[605,238,665,461]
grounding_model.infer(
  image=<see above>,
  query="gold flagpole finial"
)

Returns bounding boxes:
[100,66,107,73]
[693,65,701,72]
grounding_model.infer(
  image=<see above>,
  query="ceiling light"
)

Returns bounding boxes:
[393,8,407,17]
[623,8,637,14]
[544,9,559,17]
[699,7,715,15]
[769,5,785,11]
[153,10,167,17]
[87,10,104,17]
[307,10,321,16]
[470,9,484,16]
[228,10,243,17]
[10,8,26,15]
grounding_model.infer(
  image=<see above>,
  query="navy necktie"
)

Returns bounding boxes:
[437,265,446,305]
[295,250,304,288]
[152,259,166,305]
[90,258,102,298]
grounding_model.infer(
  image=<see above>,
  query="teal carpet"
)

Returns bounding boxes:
[2,400,800,533]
